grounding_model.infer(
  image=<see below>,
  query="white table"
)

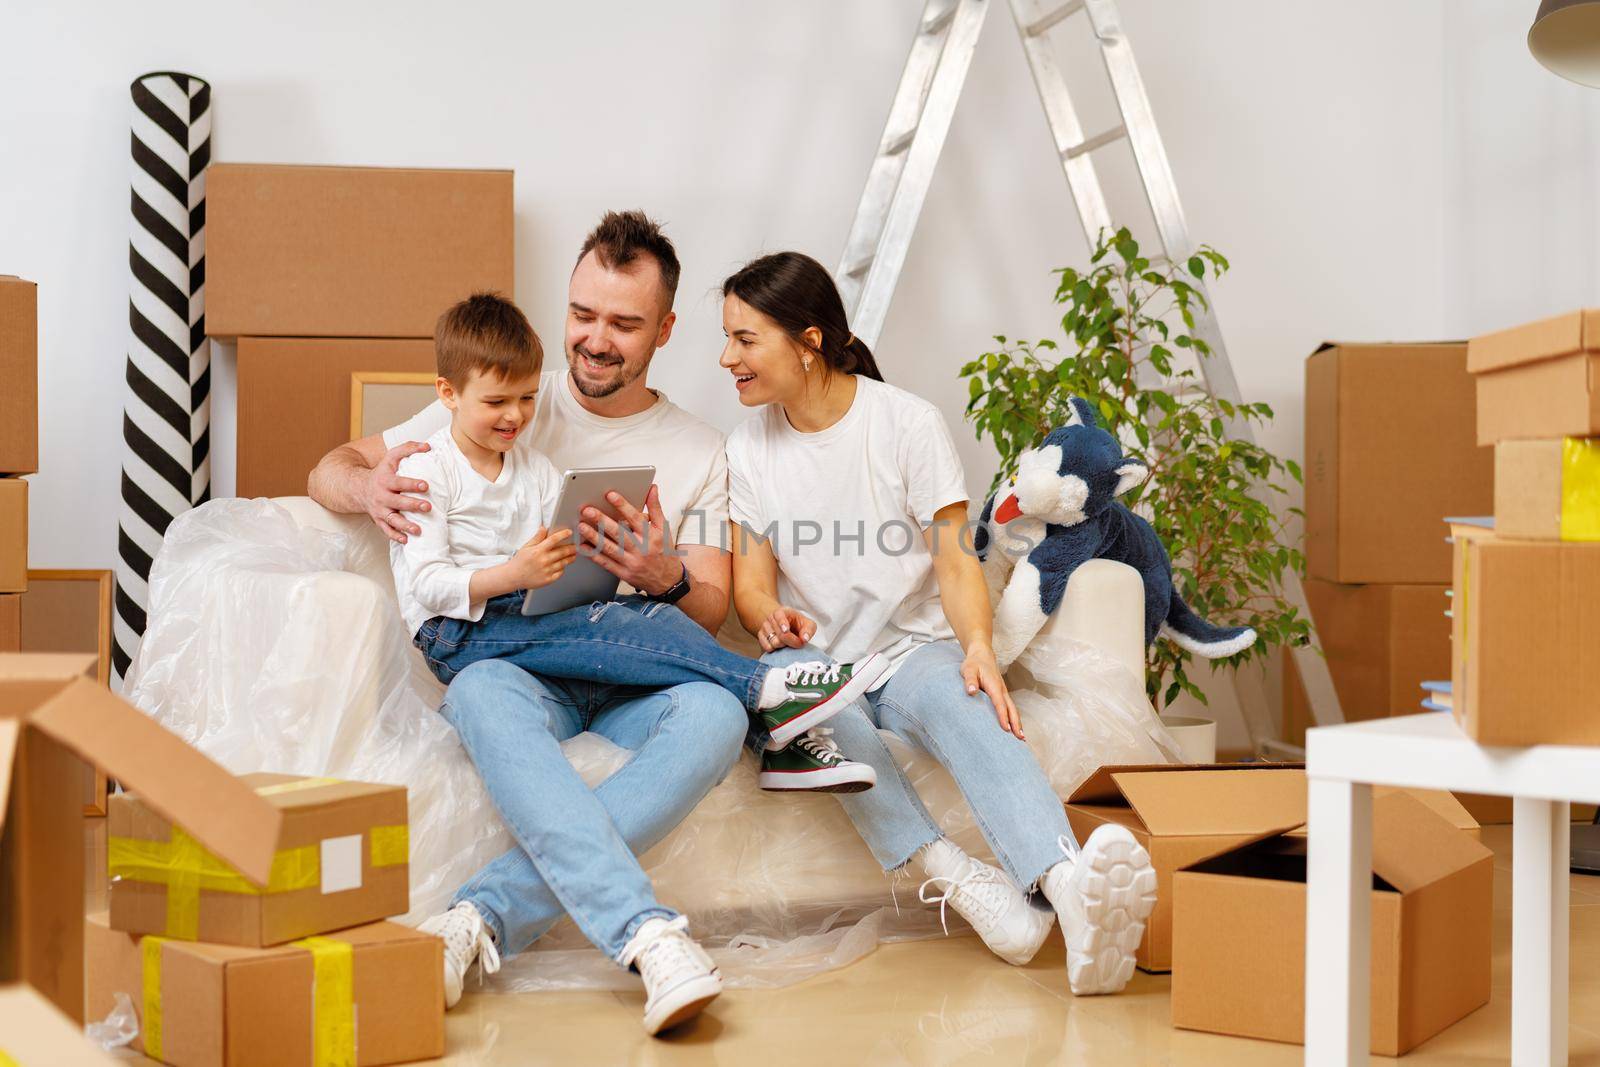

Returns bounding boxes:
[1305,713,1600,1066]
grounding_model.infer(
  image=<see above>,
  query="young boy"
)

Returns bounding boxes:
[391,293,884,789]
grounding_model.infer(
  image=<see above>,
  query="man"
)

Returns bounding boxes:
[308,211,740,1036]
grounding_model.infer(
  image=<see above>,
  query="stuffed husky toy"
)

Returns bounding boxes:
[976,397,1257,670]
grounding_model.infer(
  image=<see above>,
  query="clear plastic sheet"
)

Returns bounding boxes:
[124,498,1179,993]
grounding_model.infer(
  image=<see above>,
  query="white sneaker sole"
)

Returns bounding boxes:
[758,763,877,794]
[764,653,890,750]
[1064,825,1157,996]
[642,972,723,1036]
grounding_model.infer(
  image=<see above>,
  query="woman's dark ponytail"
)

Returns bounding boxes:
[721,252,886,382]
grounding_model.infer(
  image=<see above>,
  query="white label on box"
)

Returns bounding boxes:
[321,834,363,894]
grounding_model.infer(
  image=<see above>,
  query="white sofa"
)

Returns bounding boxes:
[132,495,1172,985]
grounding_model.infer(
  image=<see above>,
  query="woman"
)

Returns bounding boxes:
[719,251,1157,995]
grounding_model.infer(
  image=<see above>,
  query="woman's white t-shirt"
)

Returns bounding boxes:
[724,375,971,678]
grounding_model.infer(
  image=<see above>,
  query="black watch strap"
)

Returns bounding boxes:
[649,563,692,605]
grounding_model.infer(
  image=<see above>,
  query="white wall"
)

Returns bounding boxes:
[4,0,1597,746]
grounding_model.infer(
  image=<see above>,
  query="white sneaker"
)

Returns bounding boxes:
[618,916,722,1036]
[418,901,501,1009]
[919,856,1055,966]
[1039,825,1157,996]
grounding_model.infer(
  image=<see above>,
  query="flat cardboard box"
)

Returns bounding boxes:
[1281,580,1450,746]
[0,278,38,475]
[207,163,513,340]
[86,913,444,1067]
[1468,309,1600,445]
[1495,437,1600,541]
[0,478,25,593]
[1064,763,1307,972]
[110,772,408,946]
[2,653,285,1021]
[1450,525,1600,745]
[0,982,119,1064]
[236,338,435,498]
[1305,342,1492,583]
[1171,792,1493,1056]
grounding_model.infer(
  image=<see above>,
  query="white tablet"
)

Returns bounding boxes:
[520,465,658,617]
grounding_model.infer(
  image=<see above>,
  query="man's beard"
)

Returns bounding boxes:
[568,343,649,398]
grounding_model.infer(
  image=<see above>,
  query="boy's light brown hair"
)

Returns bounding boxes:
[434,292,542,386]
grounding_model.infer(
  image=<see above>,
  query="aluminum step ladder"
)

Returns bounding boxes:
[838,0,1339,757]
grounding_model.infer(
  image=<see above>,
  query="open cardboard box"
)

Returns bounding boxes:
[1468,308,1600,445]
[0,982,118,1064]
[109,772,409,947]
[1449,520,1600,745]
[86,913,443,1067]
[1171,791,1493,1056]
[2,653,285,1020]
[1064,763,1308,972]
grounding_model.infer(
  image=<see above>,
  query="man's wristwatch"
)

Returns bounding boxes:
[648,563,692,605]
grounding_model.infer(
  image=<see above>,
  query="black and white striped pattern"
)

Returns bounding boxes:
[116,72,211,689]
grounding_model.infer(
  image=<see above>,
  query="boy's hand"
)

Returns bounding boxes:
[755,605,816,653]
[513,527,577,589]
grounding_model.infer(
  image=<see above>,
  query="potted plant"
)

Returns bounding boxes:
[961,227,1309,713]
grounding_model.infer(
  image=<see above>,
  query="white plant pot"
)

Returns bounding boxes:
[1159,714,1217,765]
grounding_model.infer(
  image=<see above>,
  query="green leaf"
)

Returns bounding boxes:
[1188,255,1204,278]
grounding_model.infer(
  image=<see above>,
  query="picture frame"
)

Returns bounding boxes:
[350,371,438,441]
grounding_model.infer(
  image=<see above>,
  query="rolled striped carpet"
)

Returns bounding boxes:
[117,71,211,688]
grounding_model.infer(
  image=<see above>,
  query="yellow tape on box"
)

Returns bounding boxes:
[1561,436,1600,541]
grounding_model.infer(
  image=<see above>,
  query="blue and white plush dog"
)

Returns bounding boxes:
[976,397,1257,670]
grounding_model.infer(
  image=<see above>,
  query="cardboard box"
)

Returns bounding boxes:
[0,478,25,593]
[207,163,514,340]
[0,595,16,651]
[110,772,408,946]
[0,278,38,475]
[0,982,119,1064]
[236,338,435,498]
[1281,580,1450,746]
[1305,342,1492,583]
[1450,524,1600,745]
[1468,308,1600,445]
[86,913,444,1067]
[1452,792,1597,825]
[1064,763,1307,972]
[1495,437,1600,541]
[2,653,287,1021]
[1171,791,1492,1056]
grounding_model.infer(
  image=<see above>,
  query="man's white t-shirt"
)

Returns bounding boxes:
[389,425,562,636]
[724,375,971,677]
[383,370,731,555]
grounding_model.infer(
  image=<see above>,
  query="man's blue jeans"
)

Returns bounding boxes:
[416,593,769,712]
[754,640,1077,891]
[440,655,746,961]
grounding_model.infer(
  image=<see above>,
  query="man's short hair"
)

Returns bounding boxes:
[577,210,681,308]
[434,292,542,386]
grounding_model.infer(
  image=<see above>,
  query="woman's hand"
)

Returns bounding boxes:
[961,641,1024,740]
[513,527,577,589]
[756,605,816,653]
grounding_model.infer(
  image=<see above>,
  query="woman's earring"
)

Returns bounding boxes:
[802,358,813,372]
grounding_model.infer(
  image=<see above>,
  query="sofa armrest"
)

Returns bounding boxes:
[1032,558,1145,678]
[272,496,396,595]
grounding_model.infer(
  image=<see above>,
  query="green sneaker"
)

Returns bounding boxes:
[759,729,877,794]
[759,653,890,750]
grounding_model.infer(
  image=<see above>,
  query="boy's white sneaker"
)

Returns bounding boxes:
[619,916,722,1036]
[920,856,1055,965]
[418,901,501,1009]
[1039,825,1157,995]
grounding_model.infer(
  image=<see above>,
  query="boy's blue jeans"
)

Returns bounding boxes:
[415,593,769,712]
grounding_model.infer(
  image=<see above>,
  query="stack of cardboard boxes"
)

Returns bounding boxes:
[0,276,37,647]
[1286,341,1494,746]
[207,164,515,498]
[1448,309,1600,747]
[1,653,441,1065]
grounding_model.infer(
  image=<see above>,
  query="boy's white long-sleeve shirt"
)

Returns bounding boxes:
[388,425,562,636]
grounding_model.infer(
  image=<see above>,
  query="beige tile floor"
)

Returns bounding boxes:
[98,824,1600,1065]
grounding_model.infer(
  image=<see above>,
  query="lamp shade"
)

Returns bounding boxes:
[1529,0,1600,87]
